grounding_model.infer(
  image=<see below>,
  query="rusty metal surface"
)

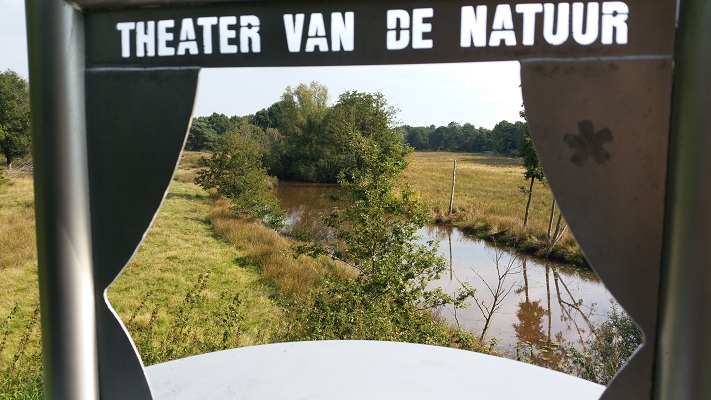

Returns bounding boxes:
[520,58,673,399]
[85,67,199,400]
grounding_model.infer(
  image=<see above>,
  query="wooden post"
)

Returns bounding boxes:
[449,159,456,215]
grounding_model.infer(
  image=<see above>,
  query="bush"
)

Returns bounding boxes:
[565,304,643,384]
[195,129,284,230]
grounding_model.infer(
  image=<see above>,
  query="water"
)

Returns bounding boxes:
[275,181,619,354]
[422,225,616,353]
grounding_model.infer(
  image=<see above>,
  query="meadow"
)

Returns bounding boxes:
[0,150,582,398]
[403,152,583,265]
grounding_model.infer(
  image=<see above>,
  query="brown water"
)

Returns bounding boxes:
[275,181,620,356]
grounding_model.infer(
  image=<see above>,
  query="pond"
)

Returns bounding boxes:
[275,181,620,357]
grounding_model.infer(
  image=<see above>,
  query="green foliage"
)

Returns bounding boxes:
[0,305,43,399]
[186,118,220,151]
[0,70,31,168]
[128,273,247,365]
[249,102,282,130]
[565,304,643,384]
[275,82,331,181]
[519,109,545,182]
[287,91,476,348]
[195,128,284,230]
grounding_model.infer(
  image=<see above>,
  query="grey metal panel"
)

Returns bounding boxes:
[520,58,673,400]
[25,0,100,399]
[85,67,200,400]
[84,0,676,68]
[657,0,711,398]
[75,0,252,10]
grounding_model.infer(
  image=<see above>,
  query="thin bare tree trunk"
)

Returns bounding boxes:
[448,229,453,281]
[449,159,456,215]
[523,176,534,226]
[547,199,556,242]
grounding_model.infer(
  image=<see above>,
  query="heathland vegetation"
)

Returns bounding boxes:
[187,82,579,264]
[1,81,640,398]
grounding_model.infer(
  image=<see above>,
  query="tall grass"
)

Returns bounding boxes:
[403,152,583,264]
[0,174,43,398]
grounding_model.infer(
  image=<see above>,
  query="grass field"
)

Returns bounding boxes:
[403,152,583,264]
[0,156,287,397]
[0,150,583,397]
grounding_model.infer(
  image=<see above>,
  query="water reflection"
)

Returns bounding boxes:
[275,182,618,356]
[425,225,614,354]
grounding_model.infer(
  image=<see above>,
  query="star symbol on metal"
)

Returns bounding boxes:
[563,120,613,167]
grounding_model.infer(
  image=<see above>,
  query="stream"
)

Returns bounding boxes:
[275,181,620,355]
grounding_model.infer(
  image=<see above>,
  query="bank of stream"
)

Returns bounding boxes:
[275,181,621,356]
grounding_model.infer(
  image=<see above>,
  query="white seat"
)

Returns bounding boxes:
[146,340,604,400]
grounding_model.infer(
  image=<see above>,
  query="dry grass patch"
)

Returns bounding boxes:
[173,151,208,184]
[207,196,352,300]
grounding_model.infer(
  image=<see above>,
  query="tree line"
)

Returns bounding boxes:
[187,81,529,183]
[403,120,528,155]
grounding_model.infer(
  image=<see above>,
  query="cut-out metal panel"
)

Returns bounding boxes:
[86,68,200,400]
[521,58,673,399]
[25,0,683,399]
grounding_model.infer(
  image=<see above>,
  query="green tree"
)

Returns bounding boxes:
[519,109,545,226]
[0,70,31,168]
[249,102,282,130]
[186,118,220,151]
[195,128,284,229]
[288,92,471,345]
[277,82,330,181]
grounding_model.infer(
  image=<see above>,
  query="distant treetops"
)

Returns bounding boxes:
[187,81,528,183]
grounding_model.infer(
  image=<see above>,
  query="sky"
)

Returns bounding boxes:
[0,1,523,129]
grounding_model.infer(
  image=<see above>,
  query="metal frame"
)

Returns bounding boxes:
[24,1,706,399]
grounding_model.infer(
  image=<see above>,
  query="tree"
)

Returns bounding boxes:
[519,109,545,226]
[195,128,284,229]
[249,102,282,130]
[0,70,31,168]
[492,120,525,155]
[289,92,467,343]
[185,118,220,151]
[277,82,330,181]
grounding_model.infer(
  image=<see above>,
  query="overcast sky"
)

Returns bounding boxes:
[1,1,523,128]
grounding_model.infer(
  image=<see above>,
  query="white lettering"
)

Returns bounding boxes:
[386,10,410,50]
[219,16,238,54]
[543,3,570,45]
[305,13,329,52]
[157,20,175,56]
[136,21,155,57]
[489,5,516,46]
[572,2,599,45]
[331,12,354,52]
[412,8,434,49]
[516,3,543,46]
[197,17,218,54]
[601,1,628,44]
[460,6,488,48]
[240,15,261,53]
[116,22,136,58]
[177,18,198,55]
[284,14,305,52]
